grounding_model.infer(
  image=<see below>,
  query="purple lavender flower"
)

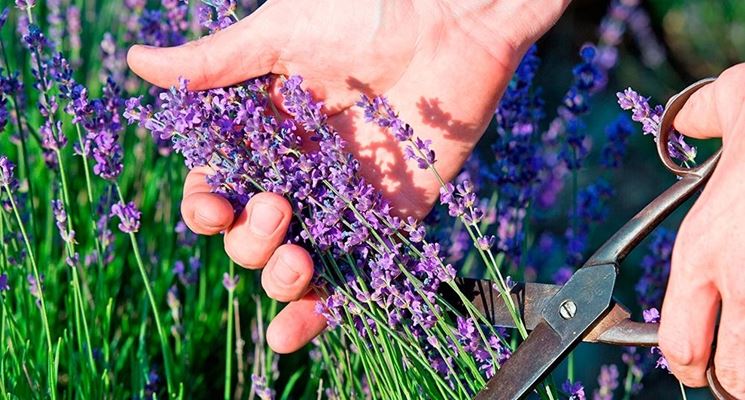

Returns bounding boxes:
[14,0,35,11]
[144,368,160,398]
[642,308,670,372]
[46,0,63,49]
[0,272,9,292]
[627,5,666,67]
[357,95,436,169]
[0,8,9,29]
[128,74,503,383]
[636,228,674,310]
[27,273,43,305]
[52,199,75,244]
[110,201,141,233]
[562,380,586,400]
[600,115,633,169]
[41,120,67,152]
[66,6,81,57]
[617,88,696,163]
[0,156,16,188]
[251,374,275,400]
[476,235,495,251]
[222,272,239,291]
[593,364,619,400]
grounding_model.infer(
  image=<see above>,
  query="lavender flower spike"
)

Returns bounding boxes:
[222,273,239,291]
[0,156,16,188]
[0,272,9,292]
[616,88,696,163]
[111,201,141,233]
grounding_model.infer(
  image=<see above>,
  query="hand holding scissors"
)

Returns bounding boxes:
[473,70,745,399]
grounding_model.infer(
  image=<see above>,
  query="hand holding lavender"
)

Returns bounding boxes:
[126,0,570,354]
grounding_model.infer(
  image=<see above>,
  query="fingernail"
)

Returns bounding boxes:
[272,256,300,286]
[195,209,222,228]
[249,202,284,237]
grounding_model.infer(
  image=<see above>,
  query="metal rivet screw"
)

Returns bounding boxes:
[559,300,577,320]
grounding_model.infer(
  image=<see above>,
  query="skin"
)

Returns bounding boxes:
[128,1,743,396]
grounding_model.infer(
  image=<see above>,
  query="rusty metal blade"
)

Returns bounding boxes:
[474,321,564,400]
[475,265,618,400]
[470,281,560,330]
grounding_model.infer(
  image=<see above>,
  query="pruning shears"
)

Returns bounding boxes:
[469,78,736,400]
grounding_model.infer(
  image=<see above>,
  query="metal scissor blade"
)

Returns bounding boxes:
[470,278,659,346]
[474,321,565,400]
[475,265,618,400]
[470,280,560,330]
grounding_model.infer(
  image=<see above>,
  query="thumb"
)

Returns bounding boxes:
[672,80,723,140]
[672,65,745,140]
[127,4,286,90]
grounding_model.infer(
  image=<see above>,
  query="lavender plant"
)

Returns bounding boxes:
[0,0,702,399]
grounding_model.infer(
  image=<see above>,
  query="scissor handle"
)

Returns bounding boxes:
[657,77,721,178]
[585,78,721,267]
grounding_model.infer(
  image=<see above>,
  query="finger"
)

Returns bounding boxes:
[713,297,745,397]
[673,81,722,139]
[266,292,327,354]
[126,3,287,90]
[261,244,314,302]
[223,192,292,269]
[673,64,745,140]
[659,254,719,387]
[181,167,234,235]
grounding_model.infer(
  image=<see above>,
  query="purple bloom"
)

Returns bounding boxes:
[476,235,495,251]
[0,8,9,29]
[636,228,674,310]
[27,273,43,305]
[127,73,503,382]
[66,6,81,56]
[617,87,696,163]
[600,115,633,168]
[251,374,275,400]
[110,201,141,233]
[199,0,237,32]
[593,364,619,400]
[357,95,434,169]
[14,0,35,10]
[642,308,670,372]
[0,272,9,292]
[222,272,239,291]
[0,156,16,188]
[562,380,586,400]
[52,199,75,244]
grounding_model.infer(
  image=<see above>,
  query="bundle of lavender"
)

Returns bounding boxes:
[125,75,521,398]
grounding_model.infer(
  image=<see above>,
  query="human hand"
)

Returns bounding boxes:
[127,0,569,353]
[660,64,745,397]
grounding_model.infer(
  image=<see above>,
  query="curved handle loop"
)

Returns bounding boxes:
[657,77,721,178]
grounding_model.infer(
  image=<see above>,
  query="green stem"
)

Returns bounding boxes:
[3,184,56,400]
[0,38,38,239]
[53,148,97,376]
[224,262,235,400]
[115,184,175,396]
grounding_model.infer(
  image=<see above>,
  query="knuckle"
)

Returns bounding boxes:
[658,332,700,369]
[718,64,745,87]
[715,363,745,397]
[224,235,265,269]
